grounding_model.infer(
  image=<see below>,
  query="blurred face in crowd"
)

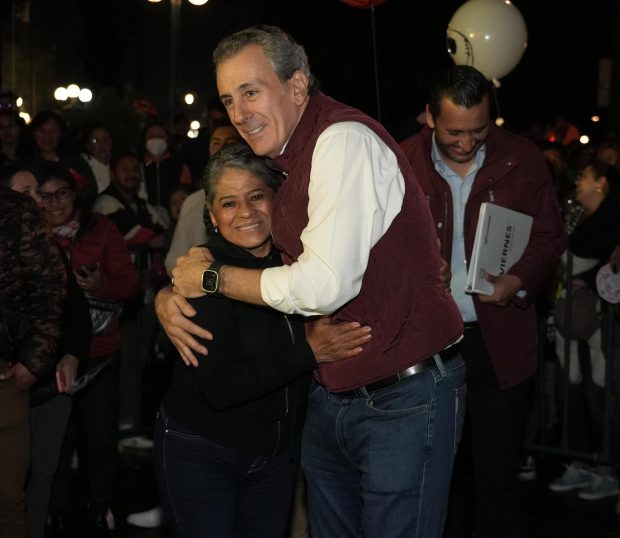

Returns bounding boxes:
[542,148,566,177]
[169,189,188,222]
[427,94,490,167]
[208,167,275,257]
[144,124,169,158]
[209,125,241,157]
[597,145,620,166]
[0,113,21,146]
[34,118,62,155]
[38,178,76,227]
[9,170,42,204]
[574,164,607,210]
[216,44,309,158]
[112,155,142,194]
[86,127,113,164]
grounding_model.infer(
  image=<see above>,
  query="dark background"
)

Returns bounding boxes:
[1,0,619,141]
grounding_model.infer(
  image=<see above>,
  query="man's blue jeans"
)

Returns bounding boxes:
[301,353,466,538]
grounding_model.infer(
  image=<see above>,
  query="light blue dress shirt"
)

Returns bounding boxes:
[431,135,486,323]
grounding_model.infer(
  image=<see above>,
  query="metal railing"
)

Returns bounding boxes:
[526,250,618,466]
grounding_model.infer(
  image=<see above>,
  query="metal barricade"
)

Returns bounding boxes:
[526,250,618,466]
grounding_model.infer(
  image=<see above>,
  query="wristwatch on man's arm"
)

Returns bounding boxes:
[201,261,223,294]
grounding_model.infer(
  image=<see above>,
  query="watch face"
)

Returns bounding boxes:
[201,269,219,293]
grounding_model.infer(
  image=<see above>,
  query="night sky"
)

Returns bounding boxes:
[13,0,620,140]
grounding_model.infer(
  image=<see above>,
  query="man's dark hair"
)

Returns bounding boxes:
[210,117,234,132]
[207,96,226,114]
[110,149,140,171]
[428,65,490,120]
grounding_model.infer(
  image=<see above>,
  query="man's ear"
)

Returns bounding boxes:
[425,104,435,129]
[290,70,309,105]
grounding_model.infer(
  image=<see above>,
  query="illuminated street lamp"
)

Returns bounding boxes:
[79,89,93,103]
[66,84,80,99]
[53,84,94,106]
[54,87,69,101]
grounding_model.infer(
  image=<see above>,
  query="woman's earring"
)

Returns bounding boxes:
[213,224,219,234]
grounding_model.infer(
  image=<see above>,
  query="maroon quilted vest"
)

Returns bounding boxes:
[273,93,463,391]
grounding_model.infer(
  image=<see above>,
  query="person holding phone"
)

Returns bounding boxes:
[36,161,141,536]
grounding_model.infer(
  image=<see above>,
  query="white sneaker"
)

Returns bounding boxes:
[577,474,619,501]
[549,464,592,492]
[106,508,115,530]
[118,435,154,451]
[118,421,135,432]
[71,450,79,471]
[517,455,536,482]
[126,506,164,528]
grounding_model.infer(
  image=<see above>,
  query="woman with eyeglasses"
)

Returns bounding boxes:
[36,161,141,536]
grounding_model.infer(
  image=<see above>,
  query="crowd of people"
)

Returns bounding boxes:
[0,23,619,538]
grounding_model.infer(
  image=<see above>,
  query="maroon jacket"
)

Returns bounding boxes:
[400,125,566,388]
[272,93,463,392]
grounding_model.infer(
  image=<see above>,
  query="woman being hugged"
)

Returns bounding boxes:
[155,144,370,538]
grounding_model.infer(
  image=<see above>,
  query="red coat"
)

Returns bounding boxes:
[68,213,141,358]
[400,125,566,388]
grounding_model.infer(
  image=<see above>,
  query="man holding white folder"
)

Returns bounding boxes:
[400,65,566,538]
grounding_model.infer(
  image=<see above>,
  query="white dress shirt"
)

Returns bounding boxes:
[165,189,207,276]
[260,121,405,316]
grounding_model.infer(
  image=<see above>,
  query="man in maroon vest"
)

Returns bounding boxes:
[400,65,566,538]
[157,25,465,537]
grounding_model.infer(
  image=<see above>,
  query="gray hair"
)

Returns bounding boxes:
[213,25,319,95]
[203,143,283,226]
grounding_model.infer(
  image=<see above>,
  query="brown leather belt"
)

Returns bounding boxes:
[326,344,461,399]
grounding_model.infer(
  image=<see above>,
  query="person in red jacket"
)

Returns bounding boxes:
[37,161,141,537]
[399,65,566,538]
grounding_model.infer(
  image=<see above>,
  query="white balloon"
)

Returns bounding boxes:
[447,0,527,82]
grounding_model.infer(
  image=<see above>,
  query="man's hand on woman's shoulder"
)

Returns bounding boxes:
[155,285,213,367]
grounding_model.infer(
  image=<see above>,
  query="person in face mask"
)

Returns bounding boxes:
[140,120,193,220]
